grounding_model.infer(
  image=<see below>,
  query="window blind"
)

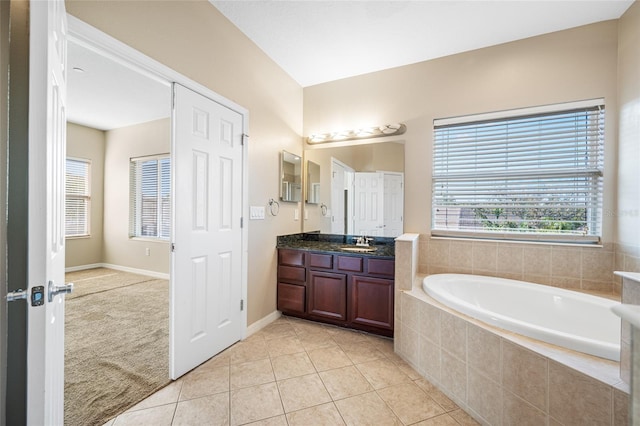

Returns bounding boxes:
[432,100,604,243]
[65,158,91,237]
[129,155,171,240]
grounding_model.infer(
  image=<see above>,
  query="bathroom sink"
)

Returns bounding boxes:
[340,246,377,253]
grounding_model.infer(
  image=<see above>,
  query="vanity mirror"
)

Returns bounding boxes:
[303,141,405,237]
[306,160,321,204]
[281,150,302,202]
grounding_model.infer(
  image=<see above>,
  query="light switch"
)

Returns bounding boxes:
[294,209,299,221]
[250,206,265,220]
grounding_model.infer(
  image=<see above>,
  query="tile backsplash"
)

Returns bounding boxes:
[418,236,640,296]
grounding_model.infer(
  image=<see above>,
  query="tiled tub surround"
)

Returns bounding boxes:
[420,237,622,295]
[394,235,630,426]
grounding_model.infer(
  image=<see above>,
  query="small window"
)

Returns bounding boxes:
[129,155,171,240]
[432,99,604,243]
[66,158,91,237]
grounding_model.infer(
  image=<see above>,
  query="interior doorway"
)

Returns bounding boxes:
[64,38,172,425]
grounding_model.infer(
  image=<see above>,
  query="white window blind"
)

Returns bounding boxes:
[129,155,171,240]
[65,158,91,237]
[432,100,604,243]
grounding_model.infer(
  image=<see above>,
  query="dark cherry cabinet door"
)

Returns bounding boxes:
[349,275,394,330]
[308,271,347,321]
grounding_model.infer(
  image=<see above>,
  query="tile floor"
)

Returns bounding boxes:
[103,316,480,426]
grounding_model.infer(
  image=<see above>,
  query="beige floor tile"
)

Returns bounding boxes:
[258,322,297,341]
[319,365,373,400]
[172,393,229,426]
[334,391,402,426]
[277,373,332,413]
[230,358,275,390]
[297,331,338,351]
[327,328,368,346]
[377,382,445,424]
[286,402,346,426]
[308,345,353,372]
[339,341,387,364]
[111,403,175,426]
[413,413,460,425]
[266,335,305,358]
[179,366,229,401]
[230,382,284,425]
[355,358,411,390]
[395,359,422,380]
[228,339,270,365]
[448,409,481,425]
[244,415,288,425]
[289,318,330,335]
[271,352,317,380]
[414,378,459,412]
[127,380,183,412]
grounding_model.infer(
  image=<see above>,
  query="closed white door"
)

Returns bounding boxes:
[26,0,70,423]
[171,83,244,379]
[353,172,384,236]
[383,172,404,237]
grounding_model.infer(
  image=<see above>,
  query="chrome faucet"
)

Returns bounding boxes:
[354,236,374,247]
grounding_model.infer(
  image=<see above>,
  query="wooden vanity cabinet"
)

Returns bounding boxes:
[277,248,394,336]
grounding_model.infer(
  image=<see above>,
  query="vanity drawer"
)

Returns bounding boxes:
[309,253,333,269]
[337,256,363,272]
[367,258,395,277]
[278,282,306,313]
[278,249,306,267]
[278,265,306,283]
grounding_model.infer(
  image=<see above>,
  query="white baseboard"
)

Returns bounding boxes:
[66,262,170,280]
[65,263,103,273]
[246,310,281,338]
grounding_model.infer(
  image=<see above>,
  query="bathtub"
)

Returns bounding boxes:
[422,274,621,361]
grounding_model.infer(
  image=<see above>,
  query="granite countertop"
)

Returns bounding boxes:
[276,232,395,258]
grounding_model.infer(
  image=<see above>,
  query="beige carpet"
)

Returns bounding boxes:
[64,268,170,426]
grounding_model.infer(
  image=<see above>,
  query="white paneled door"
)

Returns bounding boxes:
[27,0,69,423]
[383,172,404,237]
[353,172,384,236]
[171,83,244,379]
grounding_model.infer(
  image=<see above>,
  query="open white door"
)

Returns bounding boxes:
[170,83,244,379]
[26,0,70,423]
[353,172,384,236]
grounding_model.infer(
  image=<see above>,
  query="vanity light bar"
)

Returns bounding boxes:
[307,123,406,144]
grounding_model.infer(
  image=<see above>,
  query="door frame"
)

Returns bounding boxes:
[67,12,249,345]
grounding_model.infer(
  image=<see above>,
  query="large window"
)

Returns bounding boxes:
[129,155,171,240]
[66,158,91,237]
[432,99,604,243]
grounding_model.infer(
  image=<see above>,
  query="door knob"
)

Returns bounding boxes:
[48,281,74,302]
[6,289,28,302]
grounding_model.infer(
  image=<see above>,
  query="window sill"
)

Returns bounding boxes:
[66,235,91,240]
[430,232,602,248]
[129,237,170,244]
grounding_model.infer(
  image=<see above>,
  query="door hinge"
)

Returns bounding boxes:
[240,299,244,311]
[242,134,249,145]
[171,243,176,252]
[240,217,244,228]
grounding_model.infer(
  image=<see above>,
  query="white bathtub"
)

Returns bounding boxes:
[422,274,621,361]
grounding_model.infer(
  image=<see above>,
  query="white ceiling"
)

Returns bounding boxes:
[211,0,633,87]
[67,0,633,130]
[67,41,171,131]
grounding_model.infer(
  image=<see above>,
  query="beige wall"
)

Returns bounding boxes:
[67,0,304,325]
[102,118,171,274]
[66,122,105,268]
[616,1,640,274]
[304,21,622,293]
